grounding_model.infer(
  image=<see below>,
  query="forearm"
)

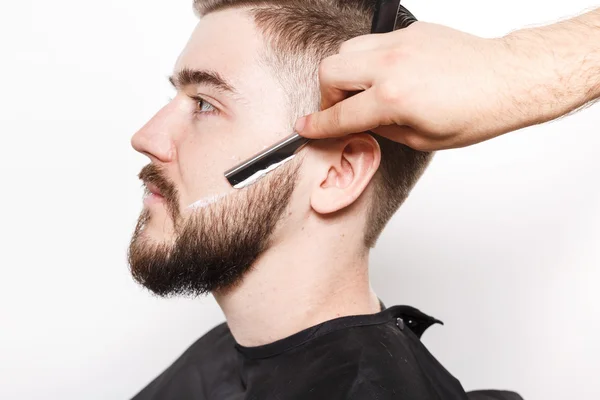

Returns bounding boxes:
[502,8,600,129]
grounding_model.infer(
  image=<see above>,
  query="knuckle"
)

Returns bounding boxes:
[339,34,367,53]
[381,47,404,66]
[331,104,344,129]
[403,134,428,151]
[338,40,354,54]
[305,115,320,136]
[375,83,403,105]
[318,57,337,81]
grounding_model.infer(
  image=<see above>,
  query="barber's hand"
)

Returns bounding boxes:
[295,22,524,151]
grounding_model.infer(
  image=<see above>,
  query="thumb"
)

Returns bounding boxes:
[296,90,383,139]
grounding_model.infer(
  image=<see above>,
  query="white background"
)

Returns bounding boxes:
[1,0,598,399]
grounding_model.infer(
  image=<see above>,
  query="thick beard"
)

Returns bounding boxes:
[127,160,300,297]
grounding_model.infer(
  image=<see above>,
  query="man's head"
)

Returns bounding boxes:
[128,0,432,297]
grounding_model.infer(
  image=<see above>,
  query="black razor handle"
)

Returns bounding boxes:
[372,0,417,33]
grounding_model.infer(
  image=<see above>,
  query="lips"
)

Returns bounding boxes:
[146,182,163,198]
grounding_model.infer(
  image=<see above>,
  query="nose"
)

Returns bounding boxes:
[131,103,179,163]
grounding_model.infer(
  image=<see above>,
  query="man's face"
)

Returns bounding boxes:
[128,9,302,296]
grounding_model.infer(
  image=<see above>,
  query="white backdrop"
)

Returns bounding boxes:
[1,0,598,399]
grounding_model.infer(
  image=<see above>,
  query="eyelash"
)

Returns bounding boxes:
[166,96,218,118]
[190,95,217,117]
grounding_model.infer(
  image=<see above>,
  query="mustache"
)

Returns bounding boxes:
[138,163,180,223]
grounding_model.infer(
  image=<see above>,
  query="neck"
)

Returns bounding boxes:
[213,231,380,347]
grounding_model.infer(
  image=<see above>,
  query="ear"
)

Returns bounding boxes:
[310,133,381,215]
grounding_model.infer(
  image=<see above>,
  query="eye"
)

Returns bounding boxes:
[193,96,216,115]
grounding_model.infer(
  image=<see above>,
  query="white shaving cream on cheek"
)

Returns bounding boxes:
[186,193,228,210]
[186,146,293,207]
[233,154,295,189]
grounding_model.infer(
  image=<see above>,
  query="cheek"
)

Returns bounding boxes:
[174,109,288,208]
[176,133,242,208]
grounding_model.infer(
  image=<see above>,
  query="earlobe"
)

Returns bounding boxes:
[310,134,381,215]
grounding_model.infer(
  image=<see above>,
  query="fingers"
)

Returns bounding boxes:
[372,124,416,143]
[373,125,458,151]
[318,35,411,110]
[372,124,430,150]
[297,89,388,139]
[318,51,377,109]
[297,94,439,151]
[339,31,398,53]
[319,29,412,112]
[299,29,421,140]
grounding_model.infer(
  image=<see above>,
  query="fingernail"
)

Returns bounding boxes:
[295,116,307,133]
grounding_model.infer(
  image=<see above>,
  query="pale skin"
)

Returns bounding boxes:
[296,8,600,151]
[131,9,382,347]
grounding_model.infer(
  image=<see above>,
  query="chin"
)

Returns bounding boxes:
[143,210,177,241]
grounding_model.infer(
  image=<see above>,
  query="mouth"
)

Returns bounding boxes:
[144,182,165,206]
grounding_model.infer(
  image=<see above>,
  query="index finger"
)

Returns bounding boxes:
[296,89,385,139]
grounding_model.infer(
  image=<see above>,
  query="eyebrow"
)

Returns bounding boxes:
[169,67,237,94]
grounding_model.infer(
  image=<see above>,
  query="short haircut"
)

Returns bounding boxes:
[193,0,433,247]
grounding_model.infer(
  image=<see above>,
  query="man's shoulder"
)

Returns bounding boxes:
[467,390,525,400]
[250,315,468,400]
[165,321,234,365]
[187,321,234,355]
[131,322,235,400]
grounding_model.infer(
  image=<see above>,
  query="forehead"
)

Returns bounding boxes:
[175,9,269,94]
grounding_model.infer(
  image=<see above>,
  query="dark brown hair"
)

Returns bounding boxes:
[193,0,432,247]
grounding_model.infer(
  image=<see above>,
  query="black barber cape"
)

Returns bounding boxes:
[132,304,522,400]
